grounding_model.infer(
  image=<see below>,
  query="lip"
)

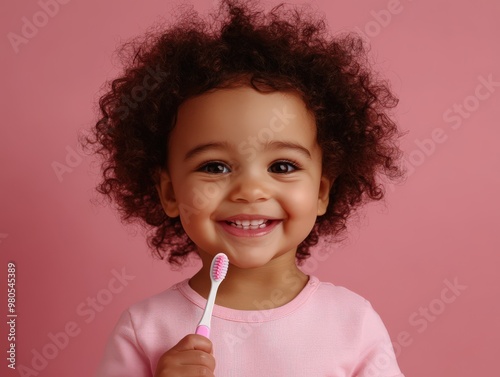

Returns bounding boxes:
[217,214,282,237]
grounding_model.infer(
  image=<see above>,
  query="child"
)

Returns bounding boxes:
[86,0,406,376]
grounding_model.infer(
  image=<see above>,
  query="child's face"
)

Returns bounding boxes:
[157,85,331,269]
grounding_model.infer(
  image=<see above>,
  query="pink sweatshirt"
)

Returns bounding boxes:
[95,275,404,376]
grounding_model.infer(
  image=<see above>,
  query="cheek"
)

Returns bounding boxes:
[282,184,320,215]
[177,180,226,216]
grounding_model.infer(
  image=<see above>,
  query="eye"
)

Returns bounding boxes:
[268,160,300,174]
[197,161,230,174]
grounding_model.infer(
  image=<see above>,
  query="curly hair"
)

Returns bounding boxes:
[82,0,406,267]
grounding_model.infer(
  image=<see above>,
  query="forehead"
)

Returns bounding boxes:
[171,86,317,148]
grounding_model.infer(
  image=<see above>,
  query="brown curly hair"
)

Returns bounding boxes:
[82,0,406,267]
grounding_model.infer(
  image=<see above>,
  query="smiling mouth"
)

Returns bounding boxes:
[225,219,270,230]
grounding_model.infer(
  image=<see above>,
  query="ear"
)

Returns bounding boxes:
[317,175,332,216]
[155,167,180,218]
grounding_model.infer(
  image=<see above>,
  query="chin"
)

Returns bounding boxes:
[226,256,266,269]
[226,249,290,270]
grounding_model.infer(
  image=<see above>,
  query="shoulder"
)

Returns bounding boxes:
[302,277,392,347]
[311,276,370,304]
[110,278,198,342]
[308,276,374,318]
[125,278,191,318]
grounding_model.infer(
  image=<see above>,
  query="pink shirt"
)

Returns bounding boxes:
[95,275,405,377]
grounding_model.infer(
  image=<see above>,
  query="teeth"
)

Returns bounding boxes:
[228,219,269,230]
[232,219,266,225]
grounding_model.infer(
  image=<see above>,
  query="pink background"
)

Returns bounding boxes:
[1,0,499,376]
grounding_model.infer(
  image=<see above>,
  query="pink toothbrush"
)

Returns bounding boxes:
[195,253,229,338]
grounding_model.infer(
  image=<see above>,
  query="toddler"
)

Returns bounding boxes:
[86,0,406,376]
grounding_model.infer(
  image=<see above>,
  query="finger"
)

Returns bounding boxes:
[155,364,215,377]
[154,335,216,377]
[154,350,216,377]
[178,350,216,371]
[179,365,215,377]
[172,334,214,354]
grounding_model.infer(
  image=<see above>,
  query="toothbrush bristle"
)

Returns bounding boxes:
[212,254,229,281]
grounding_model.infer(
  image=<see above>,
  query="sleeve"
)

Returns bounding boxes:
[351,302,405,377]
[94,309,153,377]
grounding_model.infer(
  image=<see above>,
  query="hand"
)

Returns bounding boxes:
[154,334,216,377]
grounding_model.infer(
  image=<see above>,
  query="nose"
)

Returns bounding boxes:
[228,170,271,203]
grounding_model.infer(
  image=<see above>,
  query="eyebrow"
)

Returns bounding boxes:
[183,140,312,161]
[184,142,230,161]
[264,140,312,159]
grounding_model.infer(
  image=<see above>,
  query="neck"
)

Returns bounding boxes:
[188,252,309,310]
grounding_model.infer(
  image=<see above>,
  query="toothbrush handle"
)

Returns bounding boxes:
[195,325,210,338]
